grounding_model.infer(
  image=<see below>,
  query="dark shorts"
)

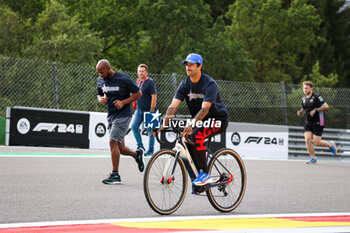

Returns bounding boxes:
[304,122,324,136]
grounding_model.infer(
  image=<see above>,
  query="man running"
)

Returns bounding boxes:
[297,81,337,164]
[96,59,145,184]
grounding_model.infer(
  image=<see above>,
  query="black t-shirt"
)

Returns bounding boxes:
[302,93,326,125]
[97,71,139,121]
[137,78,157,111]
[174,73,228,124]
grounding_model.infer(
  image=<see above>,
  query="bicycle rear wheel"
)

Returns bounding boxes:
[206,148,246,212]
[143,149,188,215]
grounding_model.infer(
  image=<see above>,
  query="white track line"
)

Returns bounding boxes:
[1,212,350,229]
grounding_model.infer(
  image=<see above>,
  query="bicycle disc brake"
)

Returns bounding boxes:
[217,173,231,196]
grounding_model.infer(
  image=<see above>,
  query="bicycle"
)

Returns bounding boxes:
[143,126,247,215]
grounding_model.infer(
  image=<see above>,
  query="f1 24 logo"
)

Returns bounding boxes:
[244,136,284,145]
[33,123,83,134]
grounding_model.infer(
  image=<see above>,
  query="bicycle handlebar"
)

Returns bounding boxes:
[184,135,195,145]
[152,129,164,144]
[127,125,196,145]
[152,128,195,145]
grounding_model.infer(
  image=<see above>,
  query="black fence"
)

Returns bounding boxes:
[1,56,349,129]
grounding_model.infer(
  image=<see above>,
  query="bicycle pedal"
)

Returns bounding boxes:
[192,184,208,194]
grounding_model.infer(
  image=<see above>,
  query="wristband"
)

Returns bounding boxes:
[315,108,318,113]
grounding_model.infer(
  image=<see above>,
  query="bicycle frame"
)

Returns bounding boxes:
[166,133,233,189]
[173,134,198,180]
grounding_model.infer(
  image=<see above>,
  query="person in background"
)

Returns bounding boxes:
[297,81,337,164]
[131,64,157,156]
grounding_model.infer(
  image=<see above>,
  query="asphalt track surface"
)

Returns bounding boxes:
[0,146,349,224]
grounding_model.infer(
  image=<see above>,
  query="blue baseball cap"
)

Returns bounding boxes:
[181,53,203,65]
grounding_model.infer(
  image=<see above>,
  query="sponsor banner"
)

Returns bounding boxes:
[89,112,160,151]
[88,112,109,149]
[160,131,177,149]
[226,122,288,159]
[8,107,89,148]
[6,107,287,159]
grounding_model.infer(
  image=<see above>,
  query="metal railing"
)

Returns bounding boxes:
[289,126,350,158]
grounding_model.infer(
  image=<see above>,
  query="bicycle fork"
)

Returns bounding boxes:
[160,153,176,184]
[160,141,199,185]
[160,147,183,185]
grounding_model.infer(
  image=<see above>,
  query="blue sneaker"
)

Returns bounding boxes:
[192,170,213,186]
[329,141,337,156]
[306,157,317,164]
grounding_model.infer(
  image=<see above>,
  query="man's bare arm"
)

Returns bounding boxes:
[159,98,182,131]
[150,94,157,112]
[113,90,142,109]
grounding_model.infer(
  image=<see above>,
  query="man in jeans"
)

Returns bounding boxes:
[131,64,157,156]
[96,59,145,184]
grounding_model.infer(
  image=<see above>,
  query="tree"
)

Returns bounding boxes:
[0,0,46,21]
[226,0,322,83]
[24,0,102,65]
[303,61,338,87]
[64,0,141,70]
[199,16,254,81]
[137,0,211,73]
[303,0,350,88]
[204,0,235,25]
[0,6,32,57]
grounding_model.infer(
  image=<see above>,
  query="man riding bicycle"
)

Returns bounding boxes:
[158,53,229,187]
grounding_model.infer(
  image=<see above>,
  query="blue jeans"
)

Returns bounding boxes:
[131,110,154,153]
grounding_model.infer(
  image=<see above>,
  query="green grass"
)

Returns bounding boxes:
[0,116,5,145]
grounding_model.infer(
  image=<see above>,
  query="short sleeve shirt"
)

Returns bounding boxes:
[137,78,157,111]
[302,93,326,124]
[174,74,228,124]
[97,71,139,121]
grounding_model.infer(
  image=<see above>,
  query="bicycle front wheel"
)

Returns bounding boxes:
[143,149,188,215]
[206,148,246,212]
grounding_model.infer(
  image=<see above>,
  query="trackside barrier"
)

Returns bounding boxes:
[288,126,350,157]
[89,111,160,151]
[6,106,90,148]
[5,106,159,151]
[11,106,350,159]
[226,122,289,160]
